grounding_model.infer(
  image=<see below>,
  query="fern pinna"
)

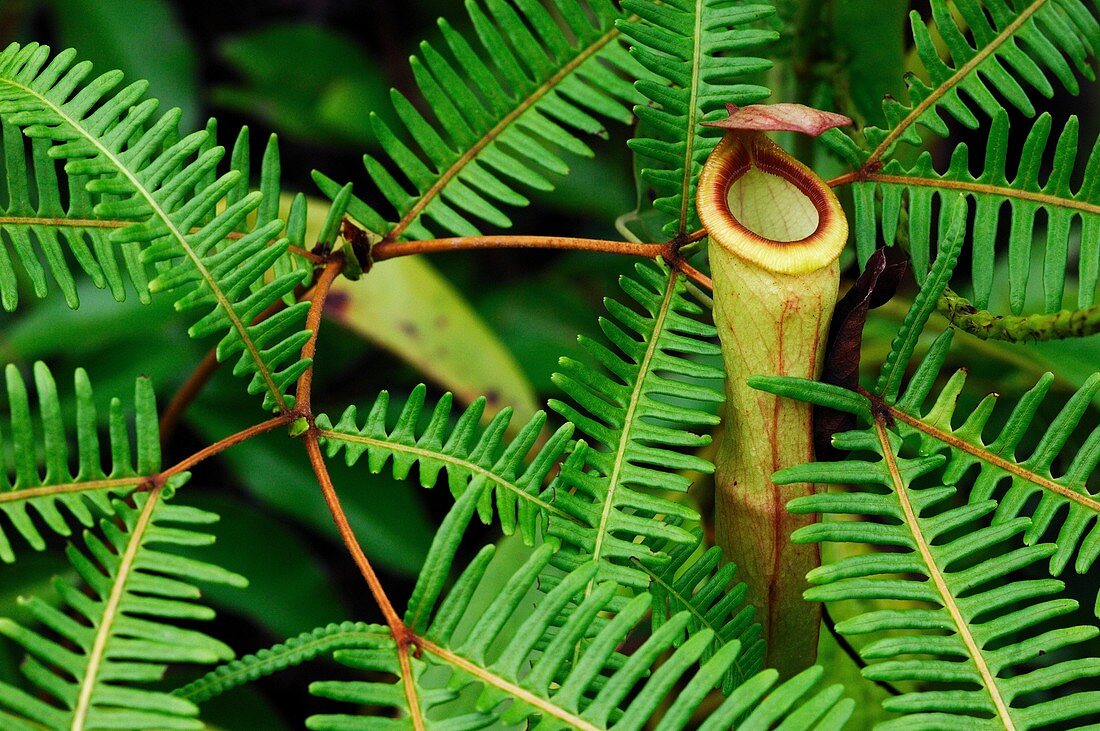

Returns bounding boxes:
[0,364,155,563]
[851,110,1100,315]
[316,383,576,546]
[618,0,777,236]
[314,0,642,242]
[0,42,317,411]
[755,357,1100,724]
[779,427,1100,729]
[0,364,244,731]
[308,540,853,730]
[548,262,723,588]
[826,0,1100,324]
[872,328,1100,616]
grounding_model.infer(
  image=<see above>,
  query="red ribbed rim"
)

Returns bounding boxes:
[702,135,836,250]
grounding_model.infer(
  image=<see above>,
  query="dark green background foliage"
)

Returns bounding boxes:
[0,0,1098,728]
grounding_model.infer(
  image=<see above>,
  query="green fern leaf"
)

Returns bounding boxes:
[873,328,1100,617]
[830,0,1100,167]
[0,43,316,411]
[0,362,158,563]
[823,0,1100,328]
[642,530,765,692]
[776,422,1100,730]
[0,488,246,730]
[308,543,854,730]
[618,0,777,235]
[753,257,1100,726]
[315,384,577,545]
[314,0,641,241]
[874,197,966,402]
[174,622,385,704]
[0,117,150,310]
[854,110,1100,315]
[548,263,723,588]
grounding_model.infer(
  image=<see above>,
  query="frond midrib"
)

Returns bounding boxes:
[638,555,736,655]
[315,427,575,522]
[868,0,1050,164]
[0,214,277,241]
[589,272,680,574]
[0,477,142,504]
[887,402,1100,514]
[0,76,287,410]
[865,172,1100,216]
[874,418,1017,730]
[388,25,622,241]
[70,486,163,731]
[676,0,706,234]
[417,635,601,731]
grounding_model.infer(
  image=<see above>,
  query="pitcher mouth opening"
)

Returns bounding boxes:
[698,132,847,275]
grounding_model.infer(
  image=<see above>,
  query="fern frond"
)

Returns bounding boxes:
[854,110,1100,314]
[0,487,246,731]
[308,544,854,730]
[776,423,1100,730]
[0,362,158,563]
[874,328,1100,616]
[314,0,641,241]
[829,0,1100,167]
[174,622,385,704]
[0,43,315,410]
[0,116,150,310]
[618,0,777,235]
[548,263,723,588]
[315,384,577,545]
[642,530,764,692]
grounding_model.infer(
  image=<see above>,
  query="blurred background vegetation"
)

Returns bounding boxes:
[0,0,1097,728]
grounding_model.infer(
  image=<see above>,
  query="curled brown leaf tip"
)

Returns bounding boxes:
[814,247,907,459]
[704,103,853,137]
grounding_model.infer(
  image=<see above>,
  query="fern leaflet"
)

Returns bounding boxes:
[887,329,1100,613]
[0,43,316,410]
[316,384,577,545]
[824,0,1100,326]
[642,530,765,691]
[174,622,385,704]
[314,0,641,241]
[774,420,1100,730]
[0,362,158,563]
[548,262,723,589]
[0,116,150,310]
[619,0,777,236]
[308,543,854,730]
[828,0,1100,167]
[853,110,1100,314]
[0,483,245,729]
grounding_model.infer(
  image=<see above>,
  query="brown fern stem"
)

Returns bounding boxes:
[370,232,714,290]
[303,430,407,634]
[372,235,662,260]
[295,254,345,415]
[289,250,417,693]
[302,400,425,723]
[157,416,293,482]
[826,170,863,188]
